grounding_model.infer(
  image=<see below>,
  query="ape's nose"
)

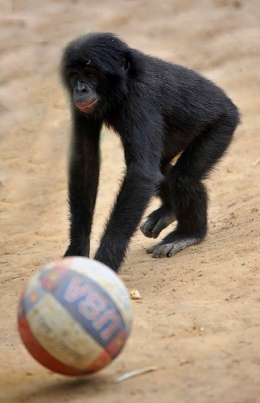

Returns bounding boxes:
[76,82,88,93]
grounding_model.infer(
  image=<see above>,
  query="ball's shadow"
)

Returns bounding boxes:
[35,373,114,396]
[1,369,117,402]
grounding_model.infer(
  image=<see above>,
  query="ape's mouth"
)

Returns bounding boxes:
[76,99,98,112]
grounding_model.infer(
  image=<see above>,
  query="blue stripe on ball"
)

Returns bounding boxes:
[38,268,126,350]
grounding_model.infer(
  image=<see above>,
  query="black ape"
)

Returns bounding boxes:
[61,32,240,272]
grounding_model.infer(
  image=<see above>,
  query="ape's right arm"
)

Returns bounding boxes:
[64,111,101,258]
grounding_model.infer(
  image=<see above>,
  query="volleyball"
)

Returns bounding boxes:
[18,257,132,376]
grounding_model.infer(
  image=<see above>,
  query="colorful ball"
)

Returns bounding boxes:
[18,257,132,376]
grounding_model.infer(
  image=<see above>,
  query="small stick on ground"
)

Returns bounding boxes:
[115,366,158,383]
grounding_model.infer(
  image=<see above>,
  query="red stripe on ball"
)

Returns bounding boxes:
[84,350,112,373]
[106,329,127,357]
[18,315,87,376]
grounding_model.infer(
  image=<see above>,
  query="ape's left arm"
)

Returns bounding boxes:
[95,116,163,272]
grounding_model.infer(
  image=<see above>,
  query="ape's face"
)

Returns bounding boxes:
[62,34,131,115]
[66,62,99,113]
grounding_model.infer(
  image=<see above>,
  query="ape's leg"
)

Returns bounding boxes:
[140,162,176,238]
[147,113,238,258]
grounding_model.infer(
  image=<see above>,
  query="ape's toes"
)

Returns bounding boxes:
[140,222,153,238]
[141,211,176,239]
[152,243,173,258]
[147,237,202,259]
[151,215,175,238]
[146,242,174,258]
[146,243,158,254]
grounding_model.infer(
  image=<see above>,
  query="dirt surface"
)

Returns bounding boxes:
[1,0,260,402]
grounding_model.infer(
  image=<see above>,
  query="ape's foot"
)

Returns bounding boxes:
[147,236,202,258]
[140,206,176,239]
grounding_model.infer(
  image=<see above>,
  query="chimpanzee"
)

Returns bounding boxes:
[61,32,240,273]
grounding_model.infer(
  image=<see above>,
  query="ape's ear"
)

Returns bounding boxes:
[119,53,130,72]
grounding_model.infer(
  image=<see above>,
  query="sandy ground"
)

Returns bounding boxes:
[0,0,260,402]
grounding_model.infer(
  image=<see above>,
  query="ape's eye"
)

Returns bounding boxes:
[68,70,79,79]
[85,70,98,82]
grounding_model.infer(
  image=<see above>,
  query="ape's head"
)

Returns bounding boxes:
[61,33,131,115]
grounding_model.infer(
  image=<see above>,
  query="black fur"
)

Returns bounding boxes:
[61,32,240,272]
